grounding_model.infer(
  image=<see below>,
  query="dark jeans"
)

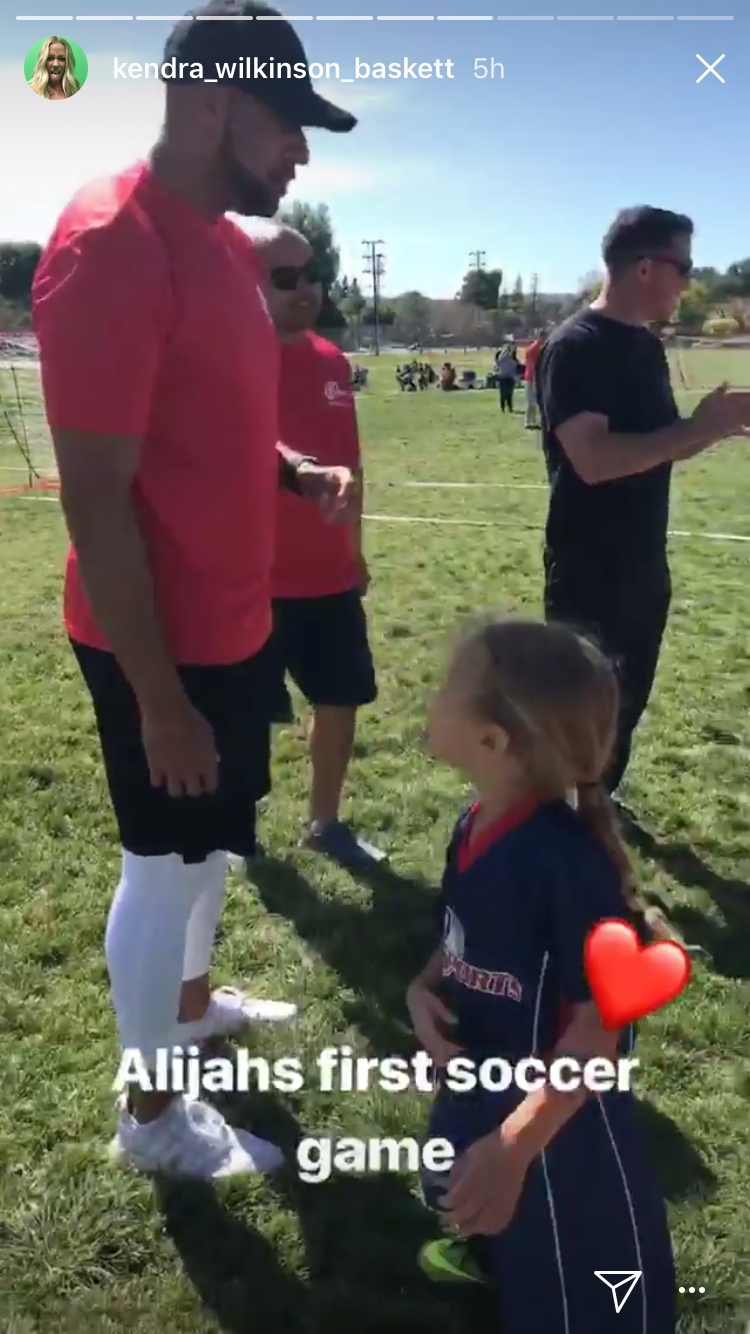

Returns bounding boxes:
[544,549,671,792]
[498,378,515,411]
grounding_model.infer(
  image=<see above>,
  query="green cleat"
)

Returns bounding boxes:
[418,1238,488,1285]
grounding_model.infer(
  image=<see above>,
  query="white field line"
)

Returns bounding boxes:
[363,512,750,544]
[5,493,750,545]
[393,481,547,490]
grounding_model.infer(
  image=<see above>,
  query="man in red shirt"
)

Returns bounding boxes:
[523,331,545,429]
[251,225,383,868]
[32,0,356,1180]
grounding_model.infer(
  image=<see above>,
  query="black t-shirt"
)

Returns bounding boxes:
[537,309,678,567]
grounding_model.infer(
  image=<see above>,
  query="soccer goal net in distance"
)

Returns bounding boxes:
[669,338,750,394]
[0,361,58,494]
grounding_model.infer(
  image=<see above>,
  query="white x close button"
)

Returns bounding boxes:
[696,54,726,83]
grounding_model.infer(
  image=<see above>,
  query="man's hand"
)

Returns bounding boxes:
[296,463,358,523]
[406,980,462,1069]
[690,383,750,444]
[439,1128,529,1236]
[141,696,220,798]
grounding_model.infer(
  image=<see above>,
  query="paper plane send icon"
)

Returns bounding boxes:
[594,1271,643,1313]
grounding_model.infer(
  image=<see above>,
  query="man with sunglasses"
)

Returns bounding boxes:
[537,206,750,796]
[253,224,383,869]
[32,1,359,1179]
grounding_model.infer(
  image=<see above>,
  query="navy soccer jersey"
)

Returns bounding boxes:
[435,796,633,1067]
[423,797,676,1334]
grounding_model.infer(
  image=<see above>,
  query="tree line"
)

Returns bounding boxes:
[3,206,749,347]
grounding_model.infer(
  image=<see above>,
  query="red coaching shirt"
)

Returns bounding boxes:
[32,162,279,666]
[272,332,361,599]
[524,338,543,383]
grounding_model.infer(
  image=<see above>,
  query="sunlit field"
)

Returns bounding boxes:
[1,351,749,1333]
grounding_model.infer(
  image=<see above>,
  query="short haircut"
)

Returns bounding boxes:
[602,207,693,277]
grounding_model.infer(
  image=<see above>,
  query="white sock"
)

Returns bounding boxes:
[182,851,228,982]
[105,850,226,1068]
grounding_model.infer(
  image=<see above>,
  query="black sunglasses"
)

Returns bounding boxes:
[269,261,323,291]
[640,254,693,278]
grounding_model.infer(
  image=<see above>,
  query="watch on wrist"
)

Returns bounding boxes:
[281,453,317,495]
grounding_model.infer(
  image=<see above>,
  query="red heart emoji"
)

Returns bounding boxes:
[584,919,691,1030]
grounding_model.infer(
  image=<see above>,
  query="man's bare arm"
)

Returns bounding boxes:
[556,413,707,485]
[557,386,750,485]
[53,428,185,714]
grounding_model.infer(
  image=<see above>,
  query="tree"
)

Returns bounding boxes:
[363,303,396,327]
[458,267,503,310]
[316,294,348,343]
[577,270,603,302]
[0,243,42,304]
[338,278,366,345]
[279,201,340,290]
[675,281,712,331]
[724,259,750,297]
[340,277,366,323]
[511,274,524,313]
[330,274,350,303]
[393,290,433,346]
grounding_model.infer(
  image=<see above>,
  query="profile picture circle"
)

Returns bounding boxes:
[25,35,88,100]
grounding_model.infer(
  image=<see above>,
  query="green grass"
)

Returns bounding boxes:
[1,353,749,1332]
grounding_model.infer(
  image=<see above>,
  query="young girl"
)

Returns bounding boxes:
[408,617,676,1334]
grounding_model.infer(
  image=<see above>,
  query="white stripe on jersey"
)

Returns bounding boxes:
[597,1095,647,1334]
[532,951,571,1334]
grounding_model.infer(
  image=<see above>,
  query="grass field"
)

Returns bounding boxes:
[1,351,749,1333]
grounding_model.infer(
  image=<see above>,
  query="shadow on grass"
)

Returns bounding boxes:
[155,1090,496,1334]
[620,809,750,980]
[634,1100,717,1205]
[250,856,438,1056]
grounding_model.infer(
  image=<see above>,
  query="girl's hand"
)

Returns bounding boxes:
[439,1129,528,1236]
[406,980,462,1068]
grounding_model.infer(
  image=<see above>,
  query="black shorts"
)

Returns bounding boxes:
[271,588,377,711]
[72,637,278,863]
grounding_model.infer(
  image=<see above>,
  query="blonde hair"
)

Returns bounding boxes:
[454,617,673,942]
[30,37,80,99]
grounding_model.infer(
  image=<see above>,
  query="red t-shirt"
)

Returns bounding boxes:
[32,162,279,666]
[272,333,360,599]
[524,339,543,382]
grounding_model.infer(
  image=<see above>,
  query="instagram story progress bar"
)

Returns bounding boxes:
[14,12,737,20]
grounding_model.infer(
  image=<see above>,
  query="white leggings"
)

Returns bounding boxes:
[105,849,227,1068]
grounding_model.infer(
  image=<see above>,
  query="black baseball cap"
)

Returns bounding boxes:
[162,0,356,133]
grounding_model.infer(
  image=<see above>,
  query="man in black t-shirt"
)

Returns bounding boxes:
[537,206,750,793]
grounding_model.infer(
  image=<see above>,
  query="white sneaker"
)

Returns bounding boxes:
[109,1094,284,1178]
[205,986,297,1037]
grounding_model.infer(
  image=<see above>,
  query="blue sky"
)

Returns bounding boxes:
[5,2,748,296]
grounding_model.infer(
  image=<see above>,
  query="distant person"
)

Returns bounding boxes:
[495,343,519,412]
[523,331,545,429]
[440,362,457,391]
[29,35,80,100]
[537,205,750,796]
[253,224,382,869]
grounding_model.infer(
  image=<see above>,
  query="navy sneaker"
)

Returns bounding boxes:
[303,820,386,869]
